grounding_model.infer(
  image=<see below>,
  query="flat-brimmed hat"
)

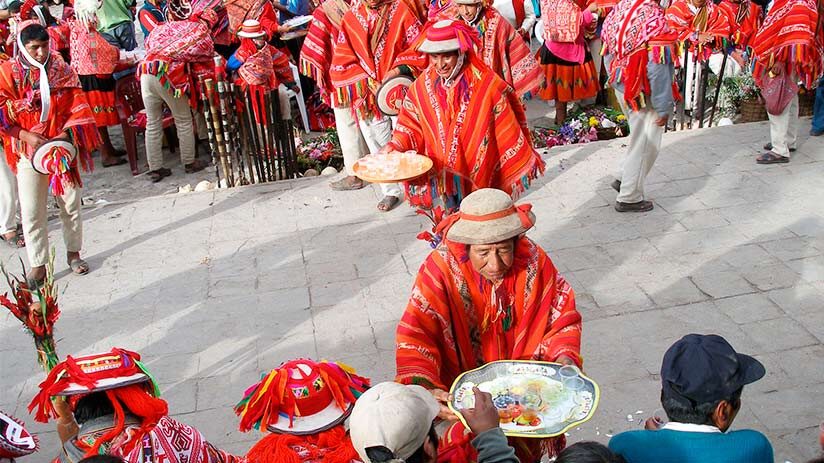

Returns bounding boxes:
[237,19,266,38]
[661,334,766,404]
[0,411,38,459]
[349,382,440,463]
[236,359,369,435]
[442,188,535,245]
[453,0,482,5]
[418,19,479,54]
[31,140,76,176]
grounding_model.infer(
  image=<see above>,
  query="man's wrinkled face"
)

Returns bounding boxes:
[468,240,515,281]
[24,39,49,65]
[456,3,482,22]
[430,51,460,79]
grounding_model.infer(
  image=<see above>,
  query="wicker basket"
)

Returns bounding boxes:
[799,92,814,117]
[739,98,767,122]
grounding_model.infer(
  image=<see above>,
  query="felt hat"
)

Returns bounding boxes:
[441,188,535,245]
[376,75,413,116]
[0,411,38,459]
[453,0,483,5]
[237,19,267,38]
[236,359,369,435]
[418,20,479,54]
[31,140,76,176]
[349,382,440,463]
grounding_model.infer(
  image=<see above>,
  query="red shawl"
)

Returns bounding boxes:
[602,0,679,110]
[69,21,119,75]
[666,0,730,59]
[474,9,541,97]
[329,0,426,119]
[717,0,762,49]
[300,0,349,106]
[139,19,216,99]
[542,0,584,42]
[396,237,581,462]
[235,41,294,89]
[387,58,544,208]
[0,54,98,193]
[752,0,822,88]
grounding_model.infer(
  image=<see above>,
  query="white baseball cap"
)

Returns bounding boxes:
[349,382,441,462]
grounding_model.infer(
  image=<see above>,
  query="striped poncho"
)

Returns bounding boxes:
[387,57,544,208]
[752,0,822,88]
[395,237,581,462]
[300,0,350,107]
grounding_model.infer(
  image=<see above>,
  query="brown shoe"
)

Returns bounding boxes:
[330,176,365,191]
[615,200,654,212]
[185,159,210,173]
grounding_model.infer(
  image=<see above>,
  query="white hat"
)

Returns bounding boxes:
[454,0,482,5]
[349,383,440,463]
[237,19,267,38]
[446,188,535,244]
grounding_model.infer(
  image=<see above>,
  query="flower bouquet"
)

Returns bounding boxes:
[531,106,629,149]
[296,128,344,174]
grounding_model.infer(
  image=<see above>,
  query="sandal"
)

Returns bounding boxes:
[330,176,365,191]
[756,152,790,164]
[68,258,90,275]
[0,230,24,248]
[377,195,400,212]
[147,167,172,183]
[102,157,128,168]
[184,159,209,173]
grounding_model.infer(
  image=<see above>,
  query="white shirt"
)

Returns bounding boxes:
[661,422,723,433]
[491,0,537,35]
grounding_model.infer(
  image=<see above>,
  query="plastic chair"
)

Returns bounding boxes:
[114,74,178,175]
[289,63,311,133]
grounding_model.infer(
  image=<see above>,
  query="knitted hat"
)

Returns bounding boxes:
[438,188,536,244]
[0,411,38,459]
[418,20,480,54]
[238,19,267,38]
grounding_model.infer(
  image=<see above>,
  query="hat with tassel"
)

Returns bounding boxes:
[0,410,38,459]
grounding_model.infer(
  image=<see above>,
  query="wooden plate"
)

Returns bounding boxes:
[353,152,433,183]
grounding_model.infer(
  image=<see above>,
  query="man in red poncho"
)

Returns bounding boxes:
[395,188,582,463]
[383,20,544,210]
[752,0,821,164]
[0,21,98,284]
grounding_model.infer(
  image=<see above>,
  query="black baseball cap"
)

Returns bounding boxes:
[661,334,765,403]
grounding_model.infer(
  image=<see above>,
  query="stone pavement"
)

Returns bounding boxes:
[1,119,824,462]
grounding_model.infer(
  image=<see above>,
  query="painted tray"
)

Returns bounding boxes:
[353,152,433,183]
[449,360,599,438]
[282,15,313,28]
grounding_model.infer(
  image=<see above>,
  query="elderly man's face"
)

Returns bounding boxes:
[431,51,460,79]
[456,3,482,22]
[468,240,515,281]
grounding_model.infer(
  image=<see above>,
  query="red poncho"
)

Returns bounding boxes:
[300,0,350,107]
[396,237,581,462]
[329,0,426,119]
[387,56,544,208]
[234,40,294,90]
[717,0,763,49]
[665,0,731,60]
[752,0,822,88]
[0,53,98,194]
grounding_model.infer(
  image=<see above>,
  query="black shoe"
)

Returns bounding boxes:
[763,142,796,152]
[147,167,172,183]
[611,179,621,192]
[615,200,654,212]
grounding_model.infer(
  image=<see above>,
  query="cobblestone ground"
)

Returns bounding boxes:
[1,117,823,462]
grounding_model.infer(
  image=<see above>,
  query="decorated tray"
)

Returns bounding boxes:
[353,151,433,183]
[282,15,313,28]
[449,361,599,438]
[377,75,413,116]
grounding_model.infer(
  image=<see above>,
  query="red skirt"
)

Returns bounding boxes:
[80,74,119,128]
[536,45,599,103]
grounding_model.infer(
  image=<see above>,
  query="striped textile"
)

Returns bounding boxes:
[476,8,542,97]
[387,57,544,208]
[395,237,581,461]
[752,0,822,88]
[717,0,762,49]
[329,0,426,119]
[300,0,350,107]
[236,43,294,89]
[665,0,730,60]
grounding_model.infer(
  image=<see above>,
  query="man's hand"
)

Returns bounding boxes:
[769,62,784,77]
[586,2,599,12]
[697,32,714,45]
[461,387,500,435]
[431,388,459,421]
[656,115,669,127]
[20,130,47,150]
[383,67,401,83]
[555,354,576,366]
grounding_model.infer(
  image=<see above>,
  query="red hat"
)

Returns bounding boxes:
[418,20,480,54]
[235,359,369,435]
[0,411,38,459]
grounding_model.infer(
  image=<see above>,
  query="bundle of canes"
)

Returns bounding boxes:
[230,83,256,184]
[250,86,274,181]
[198,76,221,183]
[270,89,298,179]
[0,253,60,373]
[204,78,235,187]
[214,66,246,186]
[241,87,265,183]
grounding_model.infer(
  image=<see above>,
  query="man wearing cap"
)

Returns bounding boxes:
[350,382,519,463]
[608,334,774,463]
[450,0,541,98]
[396,188,581,462]
[384,21,544,209]
[329,0,425,212]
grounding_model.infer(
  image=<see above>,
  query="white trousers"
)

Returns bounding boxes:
[358,116,401,198]
[16,159,82,267]
[767,94,799,157]
[615,89,663,203]
[141,74,195,171]
[0,152,20,234]
[334,105,368,176]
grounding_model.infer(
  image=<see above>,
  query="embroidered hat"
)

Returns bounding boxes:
[418,20,480,54]
[349,382,440,463]
[236,359,369,435]
[440,188,535,245]
[0,411,38,459]
[454,0,482,5]
[376,75,413,116]
[237,19,267,38]
[29,348,160,423]
[31,140,76,176]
